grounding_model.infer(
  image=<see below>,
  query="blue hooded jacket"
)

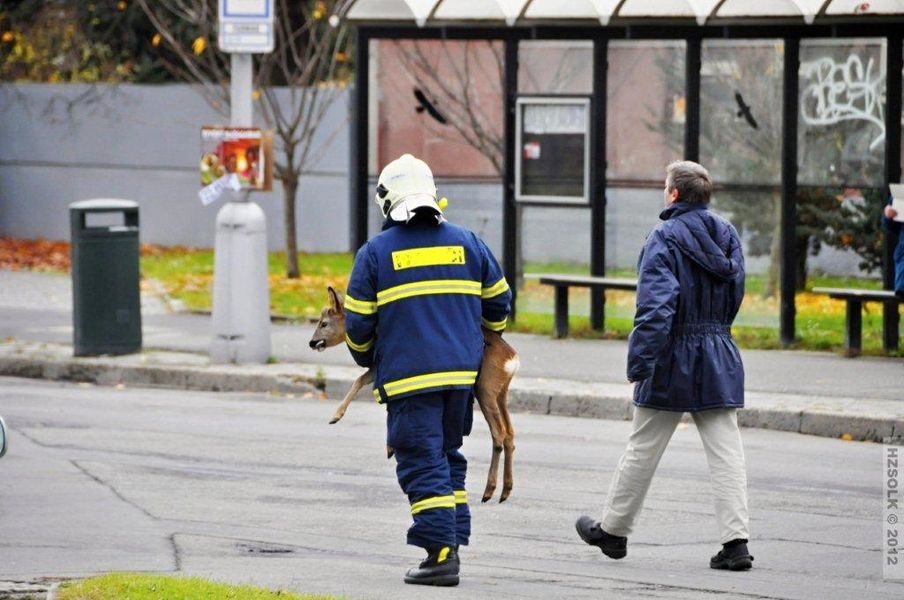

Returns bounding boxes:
[627,202,745,412]
[883,197,904,295]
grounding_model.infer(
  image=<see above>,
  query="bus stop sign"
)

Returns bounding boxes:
[218,0,274,54]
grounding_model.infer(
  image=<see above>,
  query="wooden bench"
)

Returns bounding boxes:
[811,287,904,356]
[533,274,638,338]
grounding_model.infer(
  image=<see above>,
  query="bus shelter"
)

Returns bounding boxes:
[337,0,904,347]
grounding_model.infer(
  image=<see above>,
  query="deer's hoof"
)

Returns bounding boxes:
[329,417,341,424]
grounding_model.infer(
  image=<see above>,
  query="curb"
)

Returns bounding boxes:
[1,341,902,443]
[0,579,58,600]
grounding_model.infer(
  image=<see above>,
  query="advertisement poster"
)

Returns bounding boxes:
[200,126,273,192]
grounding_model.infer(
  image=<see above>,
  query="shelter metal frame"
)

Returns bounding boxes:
[351,21,904,345]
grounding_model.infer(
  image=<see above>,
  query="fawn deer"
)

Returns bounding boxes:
[309,286,519,502]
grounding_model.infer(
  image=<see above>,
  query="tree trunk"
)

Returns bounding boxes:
[283,172,300,279]
[795,234,809,292]
[764,195,809,299]
[763,197,782,299]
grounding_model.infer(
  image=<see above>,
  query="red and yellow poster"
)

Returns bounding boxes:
[200,126,273,191]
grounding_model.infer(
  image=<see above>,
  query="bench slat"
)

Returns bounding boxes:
[537,275,638,291]
[531,273,638,338]
[812,287,902,301]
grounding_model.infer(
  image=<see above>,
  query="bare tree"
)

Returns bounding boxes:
[391,39,505,174]
[137,0,351,278]
[390,39,596,177]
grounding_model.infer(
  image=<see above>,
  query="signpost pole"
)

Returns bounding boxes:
[231,53,253,128]
[210,0,273,364]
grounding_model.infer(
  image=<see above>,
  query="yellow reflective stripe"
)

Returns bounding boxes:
[344,294,377,315]
[392,246,466,270]
[383,370,479,398]
[377,279,480,306]
[437,546,451,563]
[454,490,468,504]
[411,495,456,515]
[373,388,382,402]
[481,316,507,332]
[345,333,373,353]
[482,277,509,299]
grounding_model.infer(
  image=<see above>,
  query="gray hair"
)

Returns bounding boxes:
[666,160,713,205]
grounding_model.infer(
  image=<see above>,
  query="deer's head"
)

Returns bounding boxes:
[309,286,347,352]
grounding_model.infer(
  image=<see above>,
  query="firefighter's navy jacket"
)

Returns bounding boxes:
[344,218,511,403]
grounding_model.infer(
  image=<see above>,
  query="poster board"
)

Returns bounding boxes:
[200,126,273,191]
[515,97,590,205]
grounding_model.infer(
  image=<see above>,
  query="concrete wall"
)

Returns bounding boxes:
[0,83,868,276]
[0,83,649,267]
[0,83,350,252]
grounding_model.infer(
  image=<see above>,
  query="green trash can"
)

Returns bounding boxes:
[69,199,142,356]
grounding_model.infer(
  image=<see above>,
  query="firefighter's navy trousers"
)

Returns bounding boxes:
[386,389,473,550]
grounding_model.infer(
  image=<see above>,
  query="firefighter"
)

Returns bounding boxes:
[344,154,511,586]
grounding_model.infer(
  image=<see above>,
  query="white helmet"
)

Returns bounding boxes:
[375,154,443,223]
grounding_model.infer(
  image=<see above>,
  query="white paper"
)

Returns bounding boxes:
[198,174,239,206]
[893,199,904,223]
[891,184,904,223]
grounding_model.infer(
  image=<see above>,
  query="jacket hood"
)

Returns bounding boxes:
[659,202,742,281]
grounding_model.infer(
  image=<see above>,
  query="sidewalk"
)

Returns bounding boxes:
[1,269,902,442]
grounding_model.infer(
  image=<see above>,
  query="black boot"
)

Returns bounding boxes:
[404,546,460,586]
[575,516,627,559]
[710,539,753,571]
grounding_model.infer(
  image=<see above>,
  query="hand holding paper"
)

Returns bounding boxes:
[890,184,904,223]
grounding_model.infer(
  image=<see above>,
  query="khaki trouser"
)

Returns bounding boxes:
[601,406,750,544]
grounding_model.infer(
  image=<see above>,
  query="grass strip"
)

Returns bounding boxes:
[56,573,343,600]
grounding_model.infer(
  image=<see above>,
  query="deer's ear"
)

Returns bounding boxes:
[328,286,345,313]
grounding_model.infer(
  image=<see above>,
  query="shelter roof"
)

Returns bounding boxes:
[337,0,904,27]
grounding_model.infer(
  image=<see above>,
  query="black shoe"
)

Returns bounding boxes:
[710,541,753,571]
[0,415,7,459]
[404,546,460,586]
[575,516,627,559]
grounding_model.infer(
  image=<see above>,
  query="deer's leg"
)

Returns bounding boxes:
[497,379,516,503]
[475,374,507,502]
[329,368,374,424]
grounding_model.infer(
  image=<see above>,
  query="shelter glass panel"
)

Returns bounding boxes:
[370,38,506,247]
[798,39,886,187]
[515,41,599,328]
[519,203,606,324]
[605,41,685,282]
[795,39,887,350]
[518,40,593,95]
[700,40,783,186]
[700,39,785,330]
[606,41,685,183]
[373,39,504,179]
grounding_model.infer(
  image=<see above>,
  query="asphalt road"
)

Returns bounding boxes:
[1,377,902,599]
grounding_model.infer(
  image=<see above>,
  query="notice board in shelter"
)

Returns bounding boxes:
[515,97,590,204]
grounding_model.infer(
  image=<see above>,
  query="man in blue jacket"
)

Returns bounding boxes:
[883,198,904,297]
[345,154,511,586]
[576,160,753,571]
